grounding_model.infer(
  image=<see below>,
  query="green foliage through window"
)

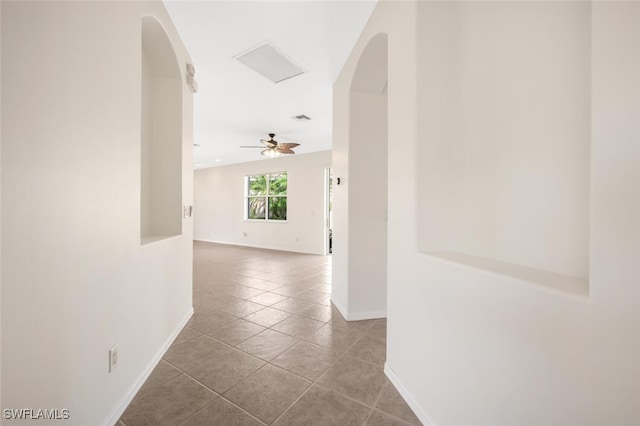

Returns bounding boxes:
[247,172,287,221]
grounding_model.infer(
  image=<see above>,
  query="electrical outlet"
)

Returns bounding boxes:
[109,344,119,373]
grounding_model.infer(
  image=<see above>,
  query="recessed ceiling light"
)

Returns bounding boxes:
[215,159,221,162]
[292,114,311,121]
[234,41,305,84]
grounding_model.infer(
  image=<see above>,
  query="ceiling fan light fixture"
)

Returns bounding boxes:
[245,133,298,157]
[261,149,279,158]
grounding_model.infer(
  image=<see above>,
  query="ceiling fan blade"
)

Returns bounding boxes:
[260,139,277,148]
[277,148,295,154]
[279,143,300,149]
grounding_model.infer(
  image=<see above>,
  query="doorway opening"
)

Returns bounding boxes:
[325,167,334,255]
[346,32,388,317]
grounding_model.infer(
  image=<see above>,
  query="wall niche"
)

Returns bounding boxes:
[416,2,590,296]
[141,16,182,244]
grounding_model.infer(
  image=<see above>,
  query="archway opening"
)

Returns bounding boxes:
[347,33,389,317]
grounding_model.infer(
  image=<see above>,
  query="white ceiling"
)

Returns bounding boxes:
[163,1,377,169]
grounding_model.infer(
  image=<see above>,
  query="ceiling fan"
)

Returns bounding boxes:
[241,133,300,157]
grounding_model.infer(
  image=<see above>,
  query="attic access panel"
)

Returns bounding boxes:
[235,42,305,83]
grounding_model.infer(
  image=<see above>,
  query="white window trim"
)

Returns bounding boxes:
[244,172,288,222]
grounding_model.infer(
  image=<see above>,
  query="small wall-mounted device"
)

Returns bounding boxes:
[336,177,342,185]
[109,344,119,373]
[183,205,193,218]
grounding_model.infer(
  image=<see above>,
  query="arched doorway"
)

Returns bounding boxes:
[347,33,389,318]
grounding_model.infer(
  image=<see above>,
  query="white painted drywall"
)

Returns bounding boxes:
[1,2,194,424]
[0,0,3,409]
[417,1,590,281]
[140,16,183,242]
[332,34,388,320]
[334,1,640,425]
[347,91,388,318]
[194,150,331,255]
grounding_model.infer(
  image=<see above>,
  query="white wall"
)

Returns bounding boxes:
[141,17,183,242]
[0,0,3,410]
[417,2,590,282]
[1,2,194,424]
[332,34,388,320]
[194,150,331,255]
[346,91,387,318]
[334,1,640,425]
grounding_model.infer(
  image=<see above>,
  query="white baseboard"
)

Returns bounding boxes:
[103,307,194,426]
[346,310,386,321]
[384,362,436,426]
[330,297,386,321]
[330,296,348,319]
[192,238,324,256]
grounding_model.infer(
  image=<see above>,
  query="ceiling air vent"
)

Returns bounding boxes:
[292,114,311,122]
[234,42,305,83]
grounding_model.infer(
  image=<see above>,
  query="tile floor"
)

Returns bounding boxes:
[119,242,421,426]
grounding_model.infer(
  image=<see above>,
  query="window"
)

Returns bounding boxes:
[246,172,287,221]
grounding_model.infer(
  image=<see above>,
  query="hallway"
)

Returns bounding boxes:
[119,242,420,425]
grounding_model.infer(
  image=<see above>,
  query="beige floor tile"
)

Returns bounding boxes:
[365,318,387,340]
[271,298,314,314]
[249,292,289,306]
[193,292,242,312]
[172,326,202,346]
[179,397,263,426]
[207,319,266,346]
[286,281,320,292]
[304,323,363,353]
[236,329,299,361]
[216,285,266,300]
[329,316,376,333]
[345,335,387,366]
[122,244,420,426]
[291,289,330,304]
[187,348,266,394]
[310,284,332,294]
[271,315,325,339]
[316,356,389,406]
[121,374,216,426]
[271,341,339,381]
[138,360,182,393]
[164,335,231,371]
[366,410,414,426]
[375,384,422,425]
[318,298,332,306]
[217,301,266,318]
[237,276,284,291]
[270,285,305,298]
[274,385,370,426]
[224,364,310,424]
[243,307,291,327]
[187,311,238,333]
[299,304,341,322]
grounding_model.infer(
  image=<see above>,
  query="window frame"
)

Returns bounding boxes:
[244,171,288,222]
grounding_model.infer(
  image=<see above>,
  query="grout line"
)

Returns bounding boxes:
[129,243,391,425]
[362,381,389,425]
[163,354,272,424]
